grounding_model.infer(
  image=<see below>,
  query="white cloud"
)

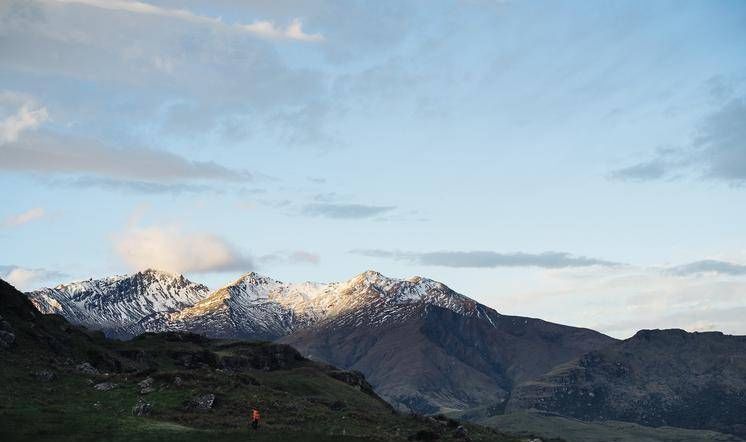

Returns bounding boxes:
[241,18,323,42]
[0,92,252,186]
[1,0,327,144]
[0,92,48,145]
[3,207,45,227]
[0,265,68,290]
[113,224,254,273]
[50,0,323,42]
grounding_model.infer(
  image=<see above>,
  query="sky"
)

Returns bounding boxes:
[1,0,746,339]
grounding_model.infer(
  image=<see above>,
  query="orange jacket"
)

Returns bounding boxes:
[252,409,261,421]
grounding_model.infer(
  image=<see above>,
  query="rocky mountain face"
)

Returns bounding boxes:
[506,328,746,438]
[27,269,210,338]
[282,298,615,414]
[116,270,500,341]
[24,269,616,413]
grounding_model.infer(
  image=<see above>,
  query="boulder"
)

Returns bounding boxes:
[186,393,215,411]
[93,382,118,391]
[76,362,100,375]
[454,425,469,440]
[132,397,152,416]
[138,377,155,394]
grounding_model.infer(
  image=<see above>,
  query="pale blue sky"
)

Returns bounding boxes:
[2,0,746,338]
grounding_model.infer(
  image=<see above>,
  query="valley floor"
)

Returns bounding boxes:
[479,411,744,442]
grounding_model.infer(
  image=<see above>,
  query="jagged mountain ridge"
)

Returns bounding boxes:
[28,269,492,340]
[27,269,210,337]
[117,270,497,339]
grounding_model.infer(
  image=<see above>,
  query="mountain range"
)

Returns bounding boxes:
[24,269,746,439]
[27,269,615,413]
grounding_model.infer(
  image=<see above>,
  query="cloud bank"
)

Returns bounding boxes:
[351,249,621,268]
[667,259,746,276]
[2,132,251,183]
[114,225,255,273]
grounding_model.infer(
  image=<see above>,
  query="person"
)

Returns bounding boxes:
[251,408,261,430]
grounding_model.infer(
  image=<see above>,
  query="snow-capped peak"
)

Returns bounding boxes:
[27,269,210,334]
[25,269,497,339]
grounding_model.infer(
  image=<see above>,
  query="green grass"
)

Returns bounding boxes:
[0,335,516,442]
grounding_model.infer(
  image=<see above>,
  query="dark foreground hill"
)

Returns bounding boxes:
[0,279,517,442]
[506,329,746,439]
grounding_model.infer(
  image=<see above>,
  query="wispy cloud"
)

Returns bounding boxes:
[0,91,48,145]
[351,249,622,268]
[302,203,396,219]
[114,223,255,274]
[57,177,221,194]
[667,259,746,276]
[610,94,746,186]
[2,132,251,183]
[609,158,669,182]
[51,0,323,42]
[2,207,46,228]
[0,265,68,291]
[259,250,321,266]
[242,18,323,42]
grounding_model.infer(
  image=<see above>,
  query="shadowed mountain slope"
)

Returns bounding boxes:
[507,328,746,438]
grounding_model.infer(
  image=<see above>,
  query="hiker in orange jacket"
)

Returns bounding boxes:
[251,408,261,430]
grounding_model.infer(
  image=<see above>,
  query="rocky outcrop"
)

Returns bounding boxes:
[138,377,155,394]
[76,362,100,376]
[508,329,746,438]
[215,341,305,371]
[132,397,153,416]
[327,370,379,399]
[186,393,215,411]
[93,382,118,391]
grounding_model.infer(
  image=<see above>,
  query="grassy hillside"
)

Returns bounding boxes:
[0,279,517,441]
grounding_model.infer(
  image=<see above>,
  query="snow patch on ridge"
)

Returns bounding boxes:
[26,269,499,338]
